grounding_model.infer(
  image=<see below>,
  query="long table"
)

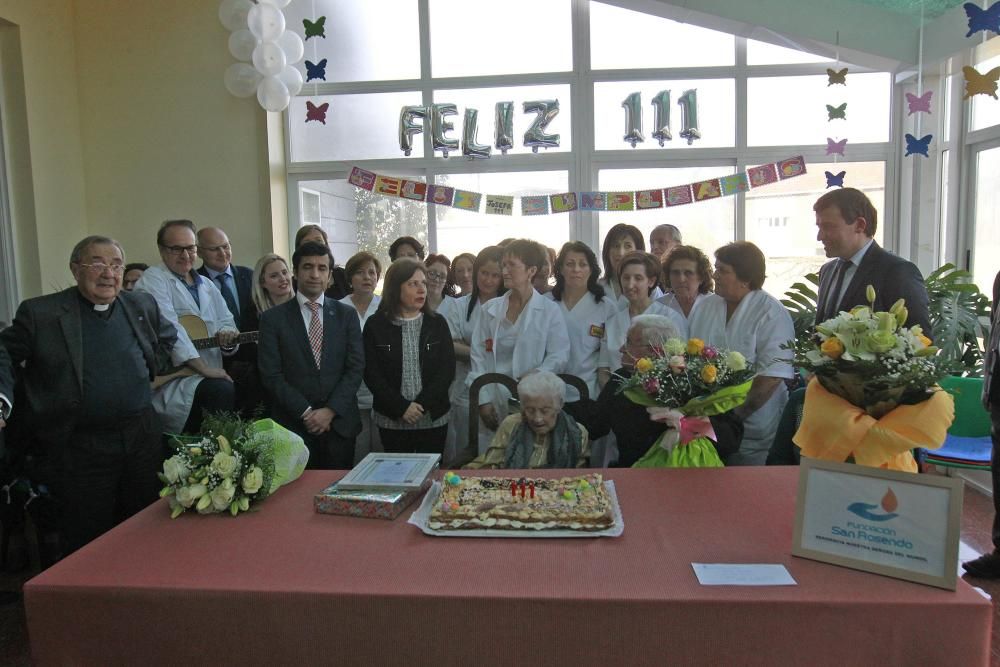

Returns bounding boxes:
[24,468,991,666]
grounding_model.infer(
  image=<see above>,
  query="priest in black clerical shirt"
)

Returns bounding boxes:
[0,235,179,559]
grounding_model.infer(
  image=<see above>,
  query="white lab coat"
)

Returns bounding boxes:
[657,291,711,322]
[549,292,620,401]
[135,264,238,433]
[687,291,795,466]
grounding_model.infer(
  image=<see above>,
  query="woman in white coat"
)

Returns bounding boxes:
[468,240,570,448]
[658,244,714,321]
[340,251,383,464]
[688,242,795,466]
[445,246,505,464]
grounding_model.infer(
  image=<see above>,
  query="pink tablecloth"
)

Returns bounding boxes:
[24,468,992,666]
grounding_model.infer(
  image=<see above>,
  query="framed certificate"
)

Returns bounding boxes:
[337,453,441,492]
[791,458,964,590]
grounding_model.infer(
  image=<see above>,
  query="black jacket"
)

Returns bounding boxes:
[362,310,455,422]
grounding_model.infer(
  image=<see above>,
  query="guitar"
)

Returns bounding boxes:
[152,314,259,389]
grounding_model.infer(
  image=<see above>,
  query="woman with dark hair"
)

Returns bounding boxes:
[389,236,425,261]
[341,251,383,462]
[363,258,455,454]
[598,223,647,307]
[600,252,686,385]
[424,252,457,320]
[550,241,618,401]
[658,245,714,320]
[468,239,569,443]
[445,247,506,463]
[688,241,795,466]
[294,224,351,300]
[450,252,476,296]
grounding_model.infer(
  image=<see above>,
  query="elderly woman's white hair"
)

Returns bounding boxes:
[629,314,680,346]
[517,371,566,408]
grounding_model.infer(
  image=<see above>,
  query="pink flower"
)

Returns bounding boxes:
[643,378,660,395]
[702,346,718,359]
[668,355,686,374]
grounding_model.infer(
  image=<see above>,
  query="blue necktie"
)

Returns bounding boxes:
[217,273,240,319]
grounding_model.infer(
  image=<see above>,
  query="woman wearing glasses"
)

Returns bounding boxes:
[424,253,457,320]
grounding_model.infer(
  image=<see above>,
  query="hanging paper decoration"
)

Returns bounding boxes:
[550,193,579,213]
[452,190,482,211]
[303,17,326,40]
[826,68,848,86]
[719,174,749,195]
[665,185,694,206]
[825,138,847,156]
[374,175,402,197]
[485,195,514,215]
[904,133,933,157]
[964,2,1000,38]
[400,180,427,201]
[349,167,376,190]
[777,156,807,178]
[305,59,327,82]
[692,179,722,202]
[427,185,455,206]
[305,101,329,124]
[607,193,635,211]
[522,196,549,216]
[825,171,846,188]
[826,103,847,121]
[905,91,932,115]
[746,164,778,188]
[636,189,664,209]
[580,193,606,211]
[962,65,1000,99]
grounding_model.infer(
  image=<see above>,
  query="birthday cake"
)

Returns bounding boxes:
[428,472,615,532]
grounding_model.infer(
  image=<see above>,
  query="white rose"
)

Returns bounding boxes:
[211,452,239,479]
[163,455,190,484]
[242,466,264,495]
[211,478,237,512]
[726,350,747,371]
[176,483,208,509]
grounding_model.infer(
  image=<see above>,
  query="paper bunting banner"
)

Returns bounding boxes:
[550,193,578,213]
[522,196,549,216]
[665,185,693,206]
[347,155,806,216]
[485,195,514,215]
[453,190,482,211]
[607,192,635,211]
[636,189,664,210]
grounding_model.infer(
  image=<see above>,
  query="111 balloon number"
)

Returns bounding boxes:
[623,89,701,148]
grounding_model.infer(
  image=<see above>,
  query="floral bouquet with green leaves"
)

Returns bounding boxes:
[160,413,309,518]
[616,337,756,468]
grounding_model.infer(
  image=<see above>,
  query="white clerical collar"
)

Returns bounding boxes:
[93,303,110,312]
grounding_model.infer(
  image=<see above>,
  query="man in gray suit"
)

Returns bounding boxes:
[963,270,1000,578]
[0,235,179,558]
[257,241,363,469]
[813,188,931,335]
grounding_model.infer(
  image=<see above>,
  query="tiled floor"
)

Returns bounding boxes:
[4,482,1000,665]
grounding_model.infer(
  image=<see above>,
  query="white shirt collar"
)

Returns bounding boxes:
[204,265,233,281]
[847,238,875,267]
[297,291,325,309]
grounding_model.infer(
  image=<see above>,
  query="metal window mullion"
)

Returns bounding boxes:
[572,0,595,247]
[735,36,747,242]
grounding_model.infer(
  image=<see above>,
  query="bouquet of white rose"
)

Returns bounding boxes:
[160,413,309,518]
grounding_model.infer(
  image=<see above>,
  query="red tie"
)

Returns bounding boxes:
[307,301,322,369]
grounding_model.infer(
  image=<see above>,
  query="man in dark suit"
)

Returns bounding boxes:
[0,235,178,558]
[813,188,931,335]
[258,241,363,469]
[0,342,10,431]
[962,270,1000,578]
[197,226,259,414]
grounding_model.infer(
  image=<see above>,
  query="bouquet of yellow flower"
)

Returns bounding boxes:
[790,287,955,472]
[159,413,309,518]
[617,337,755,468]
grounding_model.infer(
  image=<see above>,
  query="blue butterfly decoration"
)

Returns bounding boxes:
[305,59,327,82]
[825,171,846,188]
[964,2,1000,38]
[904,133,932,158]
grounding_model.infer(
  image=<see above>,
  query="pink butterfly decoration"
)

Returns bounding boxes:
[825,137,848,156]
[306,101,329,125]
[905,91,932,115]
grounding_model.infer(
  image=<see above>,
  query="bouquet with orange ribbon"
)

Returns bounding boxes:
[790,286,955,472]
[617,337,755,468]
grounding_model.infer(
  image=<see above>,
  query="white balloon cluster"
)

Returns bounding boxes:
[220,0,304,112]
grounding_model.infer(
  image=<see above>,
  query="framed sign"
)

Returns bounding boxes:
[337,453,440,492]
[792,459,963,590]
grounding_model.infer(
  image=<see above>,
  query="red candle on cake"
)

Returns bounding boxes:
[530,482,535,499]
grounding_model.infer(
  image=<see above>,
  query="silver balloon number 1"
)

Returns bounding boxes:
[650,90,672,146]
[677,89,701,145]
[622,92,644,148]
[621,88,700,148]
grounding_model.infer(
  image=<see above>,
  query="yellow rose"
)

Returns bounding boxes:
[917,334,931,347]
[635,357,654,373]
[700,364,718,383]
[686,338,705,355]
[820,337,845,359]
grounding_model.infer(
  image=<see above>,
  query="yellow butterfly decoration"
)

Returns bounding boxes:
[963,66,1000,100]
[826,67,848,86]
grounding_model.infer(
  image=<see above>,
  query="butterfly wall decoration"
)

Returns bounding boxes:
[963,65,1000,100]
[964,2,1000,38]
[303,17,327,40]
[825,171,846,188]
[305,59,327,82]
[306,101,329,124]
[826,137,847,156]
[826,103,847,121]
[904,133,932,157]
[905,91,932,115]
[826,68,848,86]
